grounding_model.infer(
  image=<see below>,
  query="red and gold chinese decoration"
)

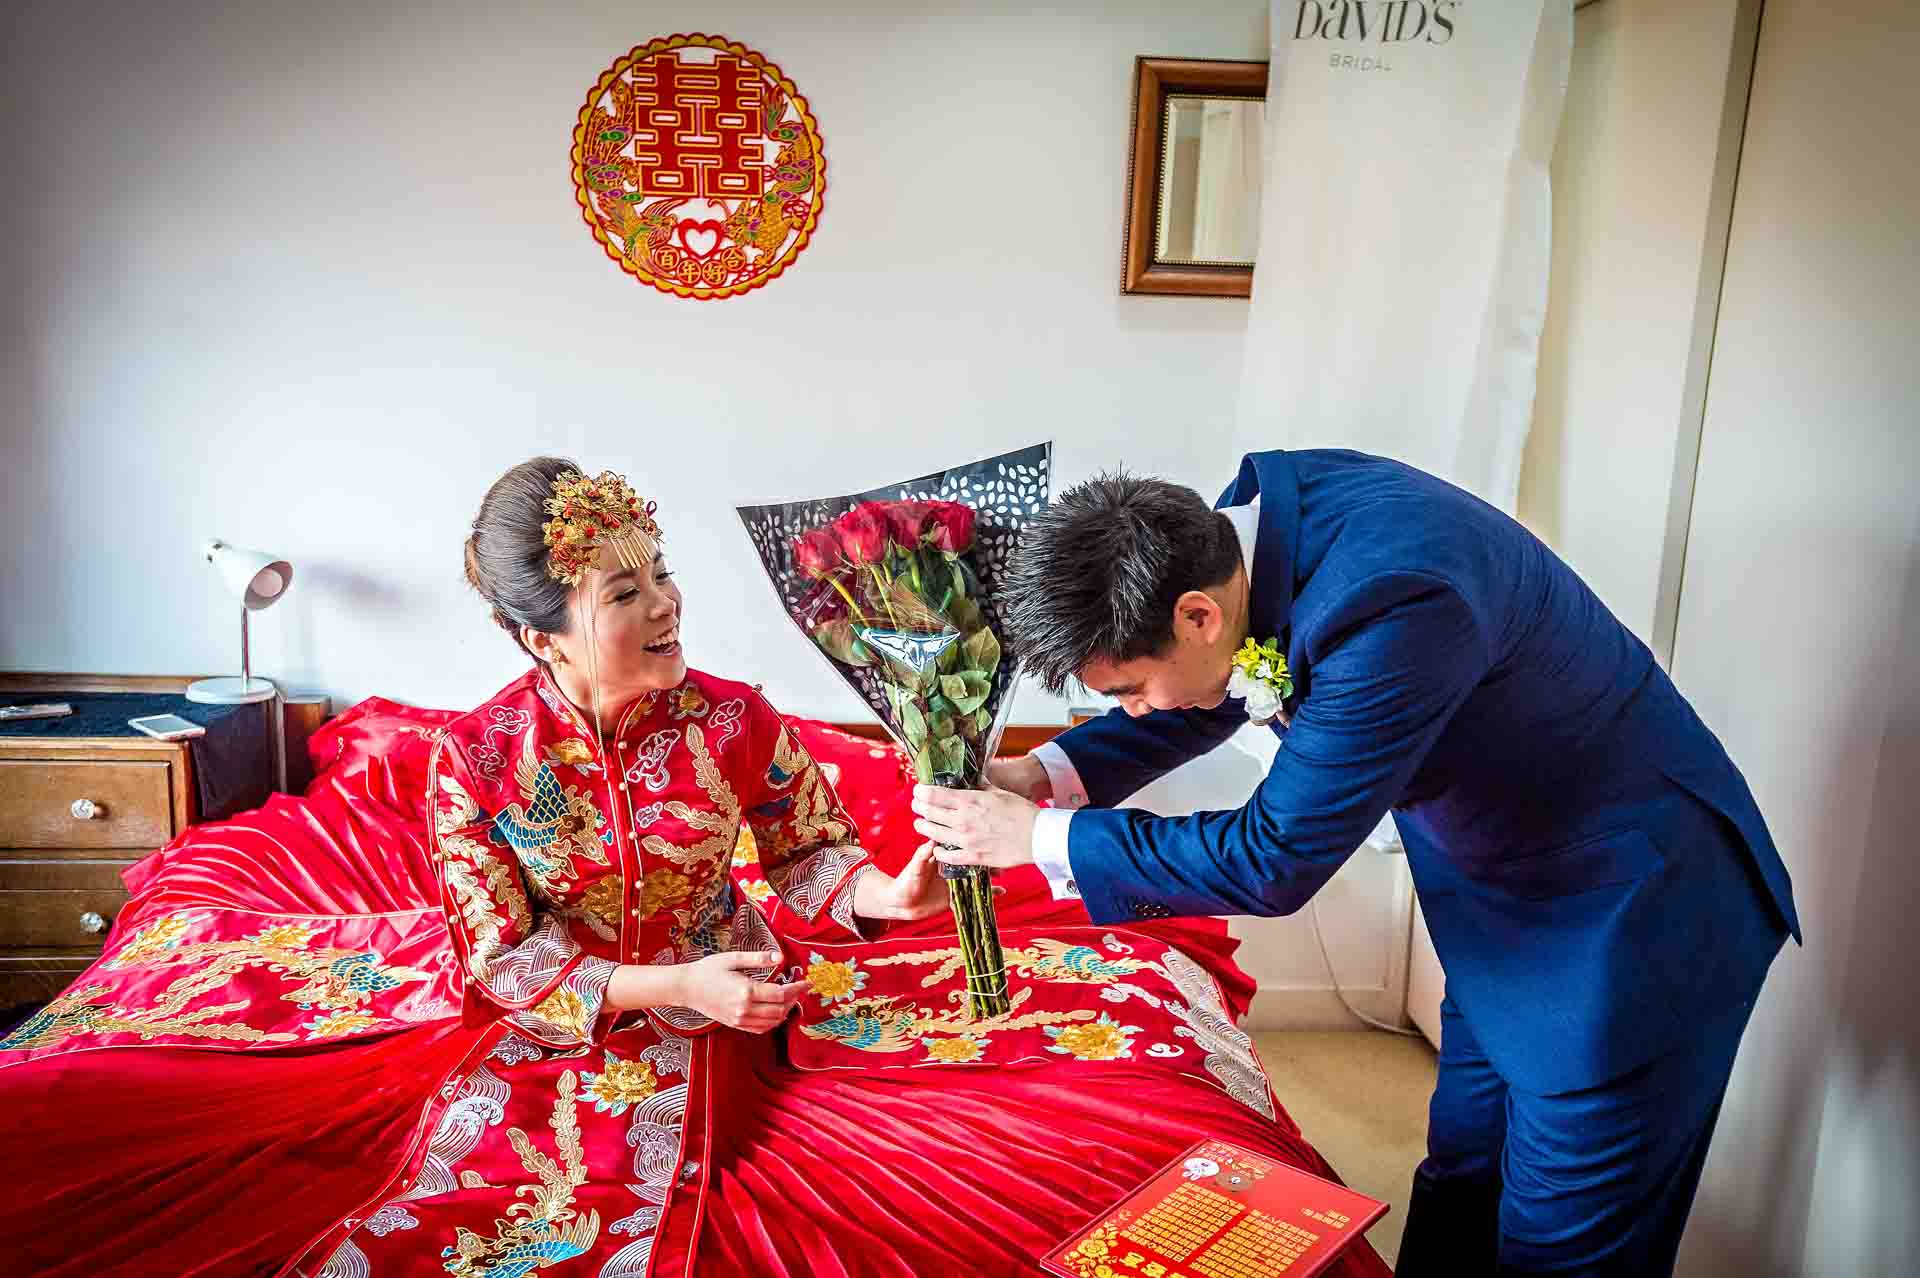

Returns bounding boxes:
[571,33,825,300]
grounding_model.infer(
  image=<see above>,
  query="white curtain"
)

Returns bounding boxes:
[1236,0,1571,512]
[1237,1,1572,1041]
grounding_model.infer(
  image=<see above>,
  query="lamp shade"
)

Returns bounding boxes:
[205,540,292,610]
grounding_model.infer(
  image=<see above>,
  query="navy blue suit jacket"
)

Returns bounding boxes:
[1055,449,1796,1092]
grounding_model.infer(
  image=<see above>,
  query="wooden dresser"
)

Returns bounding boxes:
[0,674,263,1006]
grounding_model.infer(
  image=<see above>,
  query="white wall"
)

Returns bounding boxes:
[1666,0,1920,1272]
[0,0,1266,722]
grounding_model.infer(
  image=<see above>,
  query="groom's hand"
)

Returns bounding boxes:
[911,784,1040,870]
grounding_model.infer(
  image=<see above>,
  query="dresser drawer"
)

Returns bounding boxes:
[0,759,173,849]
[0,858,133,949]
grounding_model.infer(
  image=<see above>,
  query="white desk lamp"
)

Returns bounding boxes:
[186,540,293,706]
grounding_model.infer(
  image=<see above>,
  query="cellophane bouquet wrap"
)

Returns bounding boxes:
[739,444,1052,1018]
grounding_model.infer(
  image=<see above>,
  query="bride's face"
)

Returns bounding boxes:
[537,545,686,710]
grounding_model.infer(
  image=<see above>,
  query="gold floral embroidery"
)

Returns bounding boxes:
[572,876,623,940]
[443,1070,601,1276]
[669,685,710,720]
[579,1050,658,1115]
[741,879,774,905]
[1045,1013,1139,1062]
[528,987,593,1039]
[639,868,692,920]
[304,1010,381,1039]
[804,952,868,1002]
[731,826,759,866]
[922,1034,985,1064]
[544,736,596,768]
[107,914,194,967]
[250,923,318,949]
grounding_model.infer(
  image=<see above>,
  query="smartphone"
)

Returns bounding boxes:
[129,713,206,740]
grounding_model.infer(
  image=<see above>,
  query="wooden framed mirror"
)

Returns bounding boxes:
[1121,57,1268,298]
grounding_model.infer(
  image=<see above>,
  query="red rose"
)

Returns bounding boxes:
[833,503,891,564]
[927,502,976,554]
[882,500,933,547]
[793,527,840,579]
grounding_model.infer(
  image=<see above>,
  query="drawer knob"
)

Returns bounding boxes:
[79,911,108,934]
[71,798,101,820]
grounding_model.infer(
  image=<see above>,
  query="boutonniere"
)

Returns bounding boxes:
[1228,637,1293,727]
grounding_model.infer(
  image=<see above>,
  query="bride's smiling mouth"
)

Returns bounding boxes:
[642,626,681,658]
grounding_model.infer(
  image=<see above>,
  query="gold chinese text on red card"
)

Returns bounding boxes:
[1042,1138,1388,1278]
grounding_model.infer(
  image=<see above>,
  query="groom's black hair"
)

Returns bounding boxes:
[1006,471,1244,695]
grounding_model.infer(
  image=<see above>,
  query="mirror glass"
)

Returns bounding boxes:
[1154,96,1264,267]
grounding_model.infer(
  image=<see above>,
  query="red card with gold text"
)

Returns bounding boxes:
[1042,1138,1388,1278]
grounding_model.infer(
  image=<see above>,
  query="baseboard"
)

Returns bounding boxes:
[1242,984,1416,1033]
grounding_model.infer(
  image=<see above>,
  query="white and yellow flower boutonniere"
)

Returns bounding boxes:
[1228,637,1293,727]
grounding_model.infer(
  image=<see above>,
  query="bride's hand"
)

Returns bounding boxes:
[852,844,948,921]
[673,950,805,1033]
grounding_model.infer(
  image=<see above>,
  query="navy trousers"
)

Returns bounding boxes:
[1395,990,1765,1276]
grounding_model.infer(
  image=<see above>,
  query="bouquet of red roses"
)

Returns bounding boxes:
[739,445,1052,1017]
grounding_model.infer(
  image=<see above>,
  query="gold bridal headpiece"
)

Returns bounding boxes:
[541,469,663,586]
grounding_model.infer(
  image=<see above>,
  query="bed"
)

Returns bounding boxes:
[0,696,1389,1278]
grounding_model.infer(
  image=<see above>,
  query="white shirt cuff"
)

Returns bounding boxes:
[1031,740,1091,812]
[1032,807,1081,901]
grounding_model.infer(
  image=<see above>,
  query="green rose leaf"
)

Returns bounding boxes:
[928,708,955,740]
[812,620,875,668]
[962,627,1002,676]
[946,595,986,636]
[939,671,992,715]
[913,743,935,784]
[900,700,929,747]
[930,735,967,778]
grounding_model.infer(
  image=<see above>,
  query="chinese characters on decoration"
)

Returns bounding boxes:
[571,33,825,299]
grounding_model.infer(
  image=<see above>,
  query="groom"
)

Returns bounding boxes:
[912,449,1796,1277]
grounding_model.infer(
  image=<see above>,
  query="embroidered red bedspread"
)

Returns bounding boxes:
[0,699,1387,1278]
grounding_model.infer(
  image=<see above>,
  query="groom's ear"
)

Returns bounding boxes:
[1172,589,1228,646]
